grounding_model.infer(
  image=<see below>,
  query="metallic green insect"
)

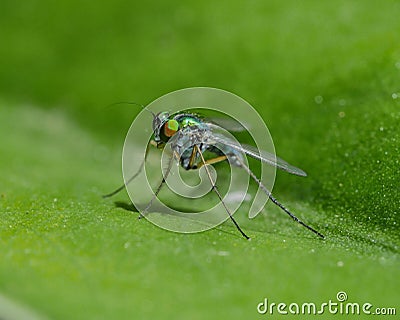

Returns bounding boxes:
[104,109,324,240]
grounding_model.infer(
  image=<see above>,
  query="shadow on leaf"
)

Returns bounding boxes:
[114,201,138,212]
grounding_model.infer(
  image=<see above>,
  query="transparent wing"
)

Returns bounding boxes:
[206,123,307,176]
[205,117,248,132]
[234,143,307,176]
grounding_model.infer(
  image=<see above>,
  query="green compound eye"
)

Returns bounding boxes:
[164,119,179,137]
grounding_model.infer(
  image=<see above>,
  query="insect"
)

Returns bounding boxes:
[104,107,324,240]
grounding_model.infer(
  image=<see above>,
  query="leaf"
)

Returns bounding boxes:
[0,2,399,319]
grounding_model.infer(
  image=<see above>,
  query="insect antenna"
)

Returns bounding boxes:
[105,101,156,118]
[235,157,324,239]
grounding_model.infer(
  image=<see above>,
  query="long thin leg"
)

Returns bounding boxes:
[139,150,175,218]
[102,143,151,198]
[188,145,199,168]
[195,155,227,168]
[195,145,250,240]
[235,156,324,239]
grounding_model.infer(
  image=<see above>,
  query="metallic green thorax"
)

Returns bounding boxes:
[179,116,201,128]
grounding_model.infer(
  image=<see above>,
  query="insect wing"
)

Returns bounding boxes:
[207,123,307,176]
[205,117,248,132]
[236,143,306,176]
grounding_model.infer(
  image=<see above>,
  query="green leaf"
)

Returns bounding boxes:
[0,1,399,319]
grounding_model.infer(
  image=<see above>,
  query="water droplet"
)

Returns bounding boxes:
[314,95,323,104]
[338,111,346,118]
[337,261,344,267]
[392,93,398,99]
[339,99,346,106]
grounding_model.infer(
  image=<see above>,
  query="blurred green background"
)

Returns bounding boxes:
[1,0,399,319]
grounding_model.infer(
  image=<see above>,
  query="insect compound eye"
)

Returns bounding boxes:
[164,119,179,137]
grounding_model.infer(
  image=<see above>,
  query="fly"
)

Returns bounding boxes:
[104,108,324,240]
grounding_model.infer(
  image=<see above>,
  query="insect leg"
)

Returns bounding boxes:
[234,156,324,239]
[188,145,199,169]
[194,155,228,169]
[194,145,250,240]
[102,142,152,198]
[139,149,176,218]
[189,148,227,169]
